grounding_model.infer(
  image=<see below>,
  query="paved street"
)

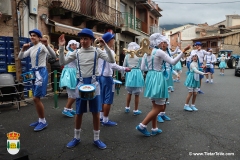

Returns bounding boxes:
[0,67,240,160]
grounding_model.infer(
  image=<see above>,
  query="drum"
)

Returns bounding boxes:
[113,79,122,90]
[78,84,96,100]
[206,63,211,68]
[21,71,35,82]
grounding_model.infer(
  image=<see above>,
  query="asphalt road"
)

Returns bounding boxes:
[0,67,239,160]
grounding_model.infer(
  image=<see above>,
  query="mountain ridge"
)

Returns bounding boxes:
[160,23,196,30]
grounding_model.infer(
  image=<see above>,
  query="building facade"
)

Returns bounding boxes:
[1,0,162,64]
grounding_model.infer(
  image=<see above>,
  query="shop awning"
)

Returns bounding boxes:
[44,18,103,37]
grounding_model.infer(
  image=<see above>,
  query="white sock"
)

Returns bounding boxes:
[139,123,146,129]
[133,110,138,112]
[185,104,189,106]
[125,107,130,109]
[151,128,158,131]
[191,104,195,107]
[100,112,104,119]
[74,129,81,140]
[206,79,209,81]
[211,79,213,82]
[103,116,108,123]
[159,112,165,116]
[64,107,68,111]
[93,130,100,141]
[39,118,46,124]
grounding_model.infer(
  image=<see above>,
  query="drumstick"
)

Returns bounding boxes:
[135,38,151,57]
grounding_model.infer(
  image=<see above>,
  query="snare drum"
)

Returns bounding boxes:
[206,63,211,68]
[78,84,96,100]
[113,79,122,90]
[21,71,35,82]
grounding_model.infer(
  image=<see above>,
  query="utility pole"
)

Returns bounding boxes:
[11,0,22,81]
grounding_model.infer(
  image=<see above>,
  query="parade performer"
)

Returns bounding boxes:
[219,54,227,75]
[204,48,216,83]
[157,38,180,123]
[59,40,79,117]
[173,52,182,83]
[18,29,56,131]
[122,42,144,115]
[58,28,115,149]
[136,33,189,136]
[98,32,131,126]
[190,42,211,94]
[184,53,207,111]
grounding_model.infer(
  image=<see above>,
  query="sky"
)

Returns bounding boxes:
[155,0,240,25]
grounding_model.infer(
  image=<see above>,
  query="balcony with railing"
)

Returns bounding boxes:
[121,12,148,36]
[51,0,122,29]
[150,25,161,35]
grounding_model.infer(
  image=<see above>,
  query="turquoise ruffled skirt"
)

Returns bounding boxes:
[173,61,182,70]
[59,67,77,89]
[125,69,145,87]
[144,70,169,99]
[184,72,200,88]
[219,61,226,69]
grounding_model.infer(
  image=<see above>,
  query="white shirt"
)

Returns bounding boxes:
[190,61,205,75]
[141,49,183,71]
[98,49,125,77]
[18,43,56,68]
[59,46,115,78]
[190,49,211,63]
[204,54,216,68]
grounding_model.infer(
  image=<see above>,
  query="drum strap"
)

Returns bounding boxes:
[101,60,106,76]
[145,49,156,70]
[35,47,41,68]
[166,48,173,71]
[77,51,97,79]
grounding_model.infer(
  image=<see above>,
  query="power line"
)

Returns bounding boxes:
[154,1,240,4]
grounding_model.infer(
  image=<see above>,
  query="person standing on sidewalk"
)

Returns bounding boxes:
[18,29,56,131]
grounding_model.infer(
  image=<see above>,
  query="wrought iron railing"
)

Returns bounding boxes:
[121,12,135,29]
[150,25,160,35]
[60,0,122,27]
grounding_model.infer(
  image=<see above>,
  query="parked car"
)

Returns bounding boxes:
[216,50,239,68]
[235,59,240,76]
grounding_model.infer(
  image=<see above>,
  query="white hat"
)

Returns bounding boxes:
[66,40,80,50]
[221,54,225,57]
[127,42,140,50]
[149,33,166,48]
